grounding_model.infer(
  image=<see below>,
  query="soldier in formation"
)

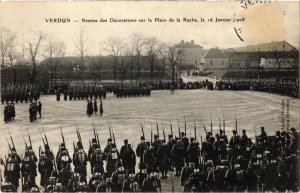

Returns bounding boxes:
[1,121,299,192]
[113,86,151,98]
[1,83,40,104]
[56,84,107,101]
[3,102,15,123]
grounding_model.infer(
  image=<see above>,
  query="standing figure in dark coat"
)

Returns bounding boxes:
[99,100,103,116]
[37,101,42,119]
[171,140,186,176]
[122,144,136,174]
[93,99,98,114]
[157,140,169,178]
[56,90,61,101]
[87,100,93,117]
[4,105,9,123]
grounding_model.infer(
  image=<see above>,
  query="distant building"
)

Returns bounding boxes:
[202,48,229,70]
[174,40,205,67]
[200,41,298,81]
[234,41,298,52]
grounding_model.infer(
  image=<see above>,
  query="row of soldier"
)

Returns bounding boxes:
[1,84,41,104]
[1,122,299,192]
[216,81,299,98]
[3,102,16,123]
[112,87,151,98]
[55,87,107,102]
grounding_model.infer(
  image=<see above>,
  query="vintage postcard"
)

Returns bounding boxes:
[0,1,299,192]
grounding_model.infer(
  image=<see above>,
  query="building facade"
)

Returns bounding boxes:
[202,48,229,70]
[174,40,205,67]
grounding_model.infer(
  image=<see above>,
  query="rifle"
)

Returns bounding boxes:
[60,126,65,146]
[53,159,58,173]
[184,116,187,136]
[96,133,100,149]
[92,122,98,144]
[194,119,197,141]
[76,126,82,148]
[27,128,32,147]
[112,128,116,146]
[162,122,166,141]
[169,118,173,137]
[219,117,222,131]
[8,129,16,151]
[150,124,153,145]
[73,141,76,153]
[5,136,12,152]
[200,120,208,134]
[43,128,49,147]
[235,114,238,133]
[140,119,145,138]
[22,134,29,151]
[223,113,225,133]
[108,120,112,139]
[156,117,159,138]
[210,116,213,135]
[38,129,46,146]
[177,119,181,139]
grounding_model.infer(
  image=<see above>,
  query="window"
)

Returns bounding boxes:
[210,60,213,65]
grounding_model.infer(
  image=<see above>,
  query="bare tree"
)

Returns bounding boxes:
[73,27,89,81]
[27,31,46,84]
[43,39,66,86]
[7,48,18,83]
[91,58,103,84]
[118,55,129,86]
[156,44,169,82]
[102,37,123,81]
[122,45,135,85]
[130,33,145,83]
[0,27,16,66]
[145,37,161,82]
[167,46,184,83]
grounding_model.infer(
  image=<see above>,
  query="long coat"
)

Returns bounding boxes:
[99,102,103,114]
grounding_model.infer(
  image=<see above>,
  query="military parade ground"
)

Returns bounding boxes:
[0,88,299,192]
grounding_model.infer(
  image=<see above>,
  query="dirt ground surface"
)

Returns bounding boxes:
[0,89,299,192]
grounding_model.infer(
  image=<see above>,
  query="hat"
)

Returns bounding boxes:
[168,135,173,139]
[291,127,296,132]
[92,138,97,144]
[140,136,145,140]
[232,130,237,134]
[242,129,246,133]
[108,138,112,142]
[261,127,265,131]
[124,139,128,144]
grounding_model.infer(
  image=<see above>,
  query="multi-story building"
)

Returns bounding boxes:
[174,40,205,73]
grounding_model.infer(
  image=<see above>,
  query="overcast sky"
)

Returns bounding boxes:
[0,1,299,56]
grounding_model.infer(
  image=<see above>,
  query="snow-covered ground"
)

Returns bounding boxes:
[0,89,299,192]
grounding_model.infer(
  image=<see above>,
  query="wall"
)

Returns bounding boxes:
[203,57,229,70]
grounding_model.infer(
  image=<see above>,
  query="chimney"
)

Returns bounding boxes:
[181,40,184,44]
[191,40,194,44]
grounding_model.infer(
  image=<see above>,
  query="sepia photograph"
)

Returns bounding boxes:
[0,1,299,192]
